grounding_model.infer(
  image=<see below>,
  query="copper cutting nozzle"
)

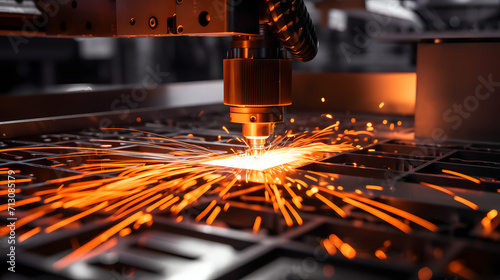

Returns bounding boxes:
[243,123,272,156]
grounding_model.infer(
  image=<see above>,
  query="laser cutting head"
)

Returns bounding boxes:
[223,1,317,153]
[224,28,292,154]
[243,123,271,155]
[228,105,288,154]
[228,106,286,154]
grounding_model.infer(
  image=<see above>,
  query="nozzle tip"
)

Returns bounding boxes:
[247,137,266,156]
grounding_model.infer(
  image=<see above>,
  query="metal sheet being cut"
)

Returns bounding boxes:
[0,103,499,280]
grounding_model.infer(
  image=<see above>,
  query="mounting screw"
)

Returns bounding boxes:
[130,18,135,26]
[176,0,182,4]
[177,25,184,34]
[149,17,158,29]
[250,116,257,122]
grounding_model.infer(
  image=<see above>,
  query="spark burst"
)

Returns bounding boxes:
[0,123,482,271]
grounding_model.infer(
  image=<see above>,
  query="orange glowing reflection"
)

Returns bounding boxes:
[418,267,433,280]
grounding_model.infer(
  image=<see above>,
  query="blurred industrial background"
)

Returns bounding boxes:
[1,0,500,96]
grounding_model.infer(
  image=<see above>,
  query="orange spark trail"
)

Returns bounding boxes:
[112,193,163,220]
[448,260,476,280]
[219,177,238,197]
[420,182,478,210]
[283,183,302,208]
[342,197,412,234]
[375,250,387,260]
[146,194,174,212]
[53,211,143,270]
[295,179,308,189]
[481,209,499,233]
[0,188,21,195]
[326,234,356,259]
[137,214,152,225]
[195,200,217,222]
[304,175,318,182]
[104,188,156,212]
[315,193,346,218]
[0,170,19,174]
[253,216,262,234]
[285,200,303,225]
[442,169,480,184]
[322,238,337,255]
[241,195,267,202]
[487,209,498,219]
[420,182,455,196]
[270,183,294,226]
[340,243,356,259]
[7,206,53,232]
[159,196,180,211]
[224,185,265,199]
[206,206,221,225]
[0,197,41,211]
[326,189,438,232]
[307,170,329,178]
[453,196,478,210]
[0,178,32,185]
[366,185,383,191]
[119,228,131,237]
[46,202,108,233]
[45,175,86,184]
[19,227,41,242]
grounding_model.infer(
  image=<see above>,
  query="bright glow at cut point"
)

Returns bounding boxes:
[203,142,352,171]
[204,150,297,171]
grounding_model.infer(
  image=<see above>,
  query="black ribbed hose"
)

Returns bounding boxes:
[265,0,318,62]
